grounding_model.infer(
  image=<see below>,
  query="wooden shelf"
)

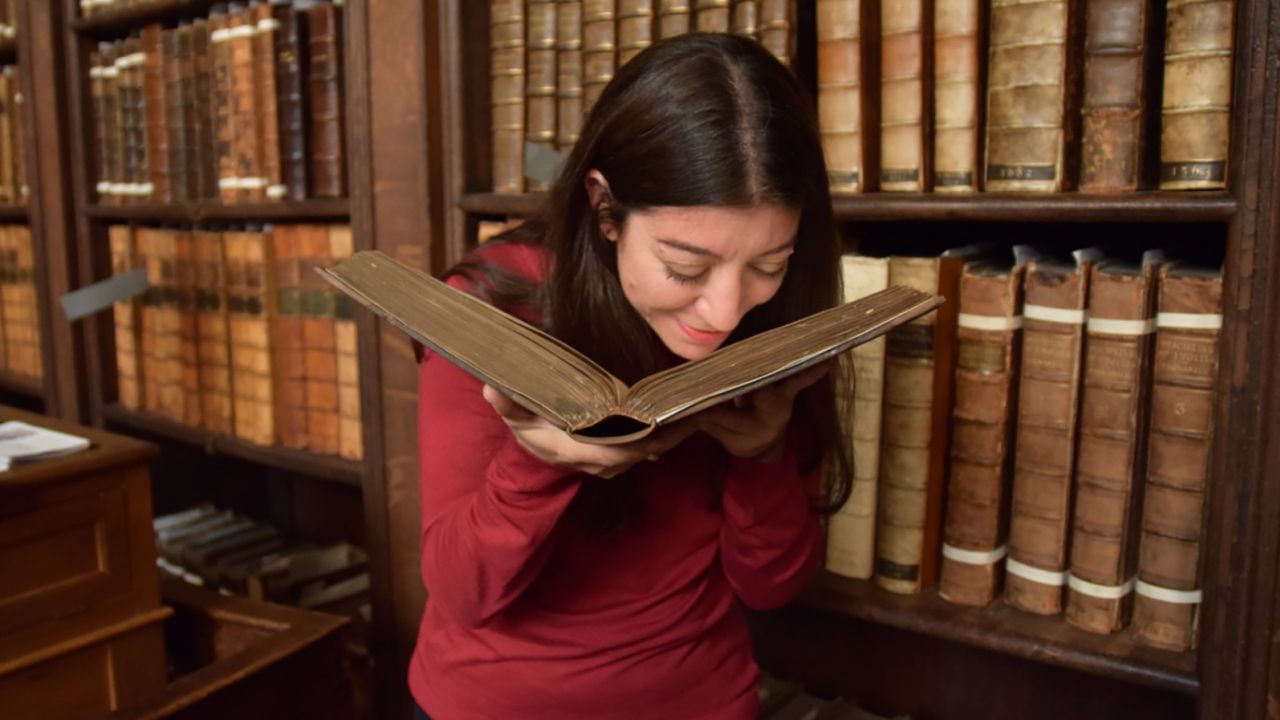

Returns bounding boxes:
[0,368,42,398]
[0,37,15,62]
[458,191,1237,223]
[101,403,364,488]
[82,198,350,223]
[801,572,1198,697]
[70,0,220,39]
[0,204,27,221]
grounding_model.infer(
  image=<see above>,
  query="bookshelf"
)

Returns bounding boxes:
[431,2,1280,719]
[81,197,351,222]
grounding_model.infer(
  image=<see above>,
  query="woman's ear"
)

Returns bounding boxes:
[584,169,620,242]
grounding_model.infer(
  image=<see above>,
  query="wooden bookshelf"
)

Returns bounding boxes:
[81,198,351,223]
[0,203,27,221]
[0,38,15,63]
[0,367,42,398]
[69,0,220,38]
[101,403,364,487]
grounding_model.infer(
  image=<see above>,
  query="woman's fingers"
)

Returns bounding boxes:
[482,385,537,423]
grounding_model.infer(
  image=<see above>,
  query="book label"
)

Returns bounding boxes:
[988,164,1056,182]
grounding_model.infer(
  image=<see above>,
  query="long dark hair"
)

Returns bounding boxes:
[454,34,851,517]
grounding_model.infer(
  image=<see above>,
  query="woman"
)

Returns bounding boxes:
[411,33,851,719]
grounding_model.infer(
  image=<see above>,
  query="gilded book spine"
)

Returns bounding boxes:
[696,0,731,31]
[491,0,525,193]
[817,0,865,194]
[582,0,617,116]
[527,0,559,192]
[618,0,655,67]
[733,0,759,38]
[933,0,980,192]
[880,0,928,192]
[759,0,795,66]
[1159,0,1235,190]
[657,0,693,38]
[556,1,584,154]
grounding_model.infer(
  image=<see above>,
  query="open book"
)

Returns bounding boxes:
[319,251,943,444]
[0,420,91,470]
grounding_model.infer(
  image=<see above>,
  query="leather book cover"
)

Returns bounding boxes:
[0,69,14,204]
[155,229,186,424]
[164,27,190,203]
[818,0,868,194]
[174,230,203,428]
[210,8,238,203]
[985,0,1085,191]
[581,0,616,116]
[9,68,24,204]
[141,24,171,203]
[556,0,584,155]
[177,25,206,203]
[90,49,110,203]
[880,0,931,192]
[136,227,160,411]
[1005,249,1100,615]
[526,0,558,191]
[759,0,796,66]
[191,19,218,201]
[658,0,693,38]
[825,254,889,580]
[617,0,654,67]
[933,0,982,192]
[1159,0,1234,190]
[491,0,525,193]
[1079,0,1160,191]
[1132,263,1222,651]
[874,249,970,594]
[14,228,39,378]
[939,255,1025,607]
[302,224,340,455]
[228,227,279,446]
[271,224,309,448]
[252,3,285,201]
[695,0,731,32]
[306,1,347,198]
[104,43,126,205]
[733,0,759,38]
[329,225,363,460]
[274,1,310,200]
[109,225,141,410]
[1066,254,1162,633]
[230,6,265,202]
[194,228,234,434]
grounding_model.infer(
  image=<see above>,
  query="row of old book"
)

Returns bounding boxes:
[825,246,1221,653]
[0,66,28,206]
[490,0,797,193]
[0,0,17,40]
[0,225,40,380]
[818,0,1234,194]
[89,0,347,206]
[109,223,363,459]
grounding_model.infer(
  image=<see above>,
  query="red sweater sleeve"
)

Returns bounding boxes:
[718,436,823,610]
[417,348,583,628]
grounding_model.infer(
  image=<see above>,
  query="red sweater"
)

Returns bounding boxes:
[408,242,823,720]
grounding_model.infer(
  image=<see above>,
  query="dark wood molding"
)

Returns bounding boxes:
[80,198,351,223]
[68,0,219,39]
[0,203,28,220]
[0,367,43,398]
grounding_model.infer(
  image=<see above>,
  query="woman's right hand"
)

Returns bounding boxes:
[483,385,695,478]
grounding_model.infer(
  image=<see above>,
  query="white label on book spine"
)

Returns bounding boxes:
[1067,573,1135,599]
[1086,317,1156,335]
[1005,558,1066,586]
[1024,305,1087,325]
[958,313,1023,332]
[942,543,1008,565]
[1156,312,1223,330]
[1135,580,1202,604]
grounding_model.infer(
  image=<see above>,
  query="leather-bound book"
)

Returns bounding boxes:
[190,20,218,200]
[230,6,265,202]
[0,228,9,368]
[177,25,206,203]
[826,254,889,580]
[1005,249,1100,615]
[1079,0,1160,191]
[1132,263,1222,651]
[9,69,24,204]
[933,0,981,192]
[985,0,1084,191]
[618,0,654,67]
[274,0,309,200]
[105,43,127,204]
[154,229,186,424]
[939,253,1026,607]
[0,228,13,371]
[759,0,795,66]
[137,227,160,412]
[733,0,759,37]
[271,224,308,448]
[90,49,111,203]
[109,226,141,410]
[657,0,692,38]
[1159,0,1234,190]
[174,230,203,428]
[13,228,40,377]
[818,0,867,194]
[117,43,143,203]
[194,228,234,434]
[164,27,190,203]
[556,0,584,155]
[526,0,558,191]
[581,0,616,116]
[210,7,238,203]
[0,69,14,204]
[491,0,525,193]
[252,3,285,201]
[880,0,929,192]
[306,1,347,198]
[301,224,339,454]
[329,225,362,460]
[1066,252,1163,634]
[141,25,171,203]
[228,226,279,446]
[875,249,972,593]
[695,0,730,31]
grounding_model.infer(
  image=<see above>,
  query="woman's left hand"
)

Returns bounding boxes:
[696,362,831,462]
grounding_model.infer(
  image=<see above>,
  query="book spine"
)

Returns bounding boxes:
[230,8,264,202]
[15,228,37,378]
[1006,257,1094,614]
[178,25,204,203]
[164,28,190,203]
[191,20,219,201]
[695,0,731,31]
[1079,0,1153,191]
[826,255,889,580]
[194,229,234,434]
[880,0,929,192]
[0,69,13,204]
[302,224,340,455]
[939,262,1024,607]
[582,0,616,116]
[759,0,795,66]
[933,0,981,192]
[330,225,363,460]
[141,25,171,203]
[985,0,1081,191]
[1132,265,1222,651]
[556,1,584,155]
[253,5,285,201]
[105,45,126,204]
[618,0,655,67]
[175,230,203,428]
[9,68,23,204]
[230,228,278,446]
[90,50,110,202]
[307,2,347,198]
[138,228,160,411]
[272,224,309,448]
[156,229,186,423]
[1066,260,1160,634]
[274,3,309,201]
[491,0,525,193]
[527,0,559,192]
[733,0,760,38]
[818,0,865,194]
[657,0,693,38]
[110,226,141,410]
[1158,0,1234,190]
[117,42,141,204]
[211,11,237,203]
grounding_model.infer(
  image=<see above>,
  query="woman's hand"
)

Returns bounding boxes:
[483,385,697,478]
[696,362,831,462]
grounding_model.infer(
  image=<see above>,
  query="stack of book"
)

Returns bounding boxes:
[0,225,41,379]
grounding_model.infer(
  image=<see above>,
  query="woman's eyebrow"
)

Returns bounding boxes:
[657,237,796,259]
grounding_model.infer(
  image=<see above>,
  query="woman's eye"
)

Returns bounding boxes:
[664,265,707,285]
[752,263,788,279]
